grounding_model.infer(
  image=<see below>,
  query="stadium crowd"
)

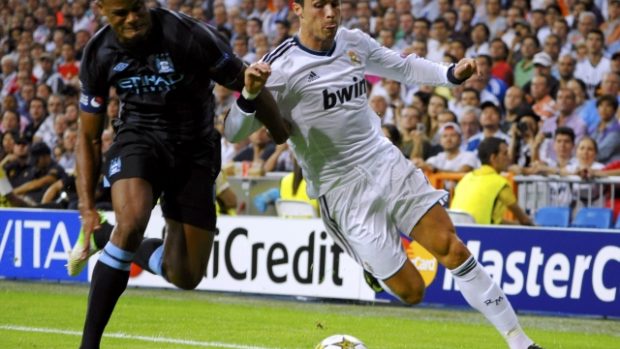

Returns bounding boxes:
[0,0,619,224]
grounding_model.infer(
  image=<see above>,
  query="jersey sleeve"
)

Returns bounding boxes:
[359,30,453,87]
[191,21,244,88]
[79,39,108,114]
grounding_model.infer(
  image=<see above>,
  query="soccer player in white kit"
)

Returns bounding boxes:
[225,1,542,348]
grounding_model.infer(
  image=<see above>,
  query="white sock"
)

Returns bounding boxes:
[451,256,534,349]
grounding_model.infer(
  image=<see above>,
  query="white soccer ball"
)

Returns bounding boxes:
[315,334,368,349]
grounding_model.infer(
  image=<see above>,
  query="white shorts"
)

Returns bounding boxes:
[318,148,447,280]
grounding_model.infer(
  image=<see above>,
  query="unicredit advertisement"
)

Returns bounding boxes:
[1,208,618,317]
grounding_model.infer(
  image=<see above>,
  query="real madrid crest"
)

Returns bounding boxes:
[347,50,361,65]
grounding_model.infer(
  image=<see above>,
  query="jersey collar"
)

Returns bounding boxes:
[292,35,337,57]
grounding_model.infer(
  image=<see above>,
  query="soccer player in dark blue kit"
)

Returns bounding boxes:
[72,0,289,347]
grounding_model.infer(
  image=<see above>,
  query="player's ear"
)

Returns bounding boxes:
[292,2,303,18]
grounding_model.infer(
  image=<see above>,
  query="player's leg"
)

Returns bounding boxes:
[162,220,214,289]
[80,178,153,349]
[411,203,537,349]
[132,162,217,289]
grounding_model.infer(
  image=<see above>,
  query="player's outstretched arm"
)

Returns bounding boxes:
[76,110,104,259]
[225,62,289,144]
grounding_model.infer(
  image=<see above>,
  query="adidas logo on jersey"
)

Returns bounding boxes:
[322,77,367,110]
[307,71,320,82]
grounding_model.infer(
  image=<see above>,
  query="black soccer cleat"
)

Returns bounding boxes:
[363,270,383,293]
[528,344,544,349]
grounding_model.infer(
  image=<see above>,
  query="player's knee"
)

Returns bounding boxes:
[167,270,203,290]
[442,240,470,270]
[399,287,425,305]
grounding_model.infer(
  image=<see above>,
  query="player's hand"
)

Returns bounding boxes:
[453,58,478,81]
[79,207,101,260]
[244,62,271,95]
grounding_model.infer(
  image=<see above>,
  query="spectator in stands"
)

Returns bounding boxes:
[535,127,577,176]
[580,72,620,133]
[35,112,67,151]
[556,54,577,87]
[567,137,606,210]
[509,108,542,172]
[575,29,611,97]
[58,43,80,86]
[466,102,510,152]
[465,23,490,58]
[57,127,77,173]
[0,55,16,96]
[530,75,557,119]
[475,54,507,104]
[523,52,559,98]
[0,109,21,134]
[501,86,526,133]
[415,122,478,173]
[550,18,569,52]
[22,97,47,142]
[458,106,481,151]
[514,35,539,89]
[569,11,597,46]
[591,95,620,164]
[542,33,562,70]
[36,52,64,94]
[451,137,533,225]
[381,123,401,147]
[481,0,507,38]
[539,87,587,164]
[233,126,275,172]
[489,38,513,86]
[1,130,19,162]
[6,142,65,203]
[215,170,238,216]
[263,143,293,173]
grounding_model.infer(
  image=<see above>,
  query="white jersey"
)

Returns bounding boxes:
[264,28,455,198]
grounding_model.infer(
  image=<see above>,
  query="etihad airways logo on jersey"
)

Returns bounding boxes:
[322,77,367,110]
[116,73,184,95]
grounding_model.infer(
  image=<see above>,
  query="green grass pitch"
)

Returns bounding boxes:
[0,280,618,348]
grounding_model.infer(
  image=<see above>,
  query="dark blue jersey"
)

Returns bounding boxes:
[79,8,243,143]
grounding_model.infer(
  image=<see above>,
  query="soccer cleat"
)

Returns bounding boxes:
[66,212,107,276]
[363,270,384,293]
[527,344,544,349]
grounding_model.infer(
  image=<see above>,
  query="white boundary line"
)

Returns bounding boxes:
[0,324,282,349]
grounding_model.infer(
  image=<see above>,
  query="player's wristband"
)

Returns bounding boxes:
[237,92,257,114]
[447,64,467,85]
[242,87,260,100]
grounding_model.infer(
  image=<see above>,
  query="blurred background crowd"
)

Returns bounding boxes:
[0,0,619,226]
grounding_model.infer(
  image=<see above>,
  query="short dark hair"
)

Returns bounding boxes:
[554,126,575,144]
[596,94,619,110]
[477,137,505,165]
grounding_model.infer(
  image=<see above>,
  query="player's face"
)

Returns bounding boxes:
[294,0,341,50]
[98,0,152,46]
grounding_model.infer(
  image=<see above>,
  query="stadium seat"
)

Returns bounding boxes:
[275,199,317,218]
[571,208,613,229]
[446,209,476,224]
[534,206,571,227]
[615,215,620,229]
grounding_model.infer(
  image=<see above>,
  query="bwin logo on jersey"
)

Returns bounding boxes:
[322,77,367,110]
[155,54,175,73]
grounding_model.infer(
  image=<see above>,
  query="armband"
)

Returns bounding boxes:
[447,64,467,85]
[237,88,258,114]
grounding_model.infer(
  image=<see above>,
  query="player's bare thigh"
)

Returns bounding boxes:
[109,177,154,251]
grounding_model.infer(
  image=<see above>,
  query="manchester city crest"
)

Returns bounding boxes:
[155,53,175,73]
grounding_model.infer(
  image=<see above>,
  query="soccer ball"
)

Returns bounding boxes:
[315,334,368,349]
